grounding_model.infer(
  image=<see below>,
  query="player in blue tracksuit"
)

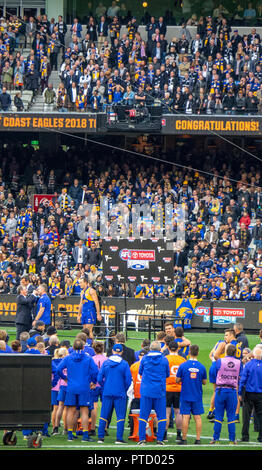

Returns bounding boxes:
[56,338,98,442]
[97,343,132,444]
[138,341,170,445]
[239,346,262,442]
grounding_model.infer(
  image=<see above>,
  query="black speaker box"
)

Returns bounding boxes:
[0,355,52,429]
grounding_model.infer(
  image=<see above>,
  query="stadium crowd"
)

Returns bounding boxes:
[2,9,262,113]
[0,139,260,302]
[1,322,262,446]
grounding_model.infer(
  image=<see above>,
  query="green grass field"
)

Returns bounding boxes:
[1,327,262,451]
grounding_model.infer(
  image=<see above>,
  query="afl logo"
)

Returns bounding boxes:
[110,246,119,252]
[128,276,137,282]
[163,257,171,263]
[105,275,113,281]
[119,249,131,260]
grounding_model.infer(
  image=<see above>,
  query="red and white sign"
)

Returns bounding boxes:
[33,194,55,212]
[120,249,155,261]
[195,306,245,318]
[214,308,245,318]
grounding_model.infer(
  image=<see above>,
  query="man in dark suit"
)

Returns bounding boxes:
[97,15,108,50]
[32,32,45,54]
[203,38,218,60]
[174,248,188,269]
[156,16,167,37]
[107,331,136,366]
[15,285,38,340]
[64,70,79,91]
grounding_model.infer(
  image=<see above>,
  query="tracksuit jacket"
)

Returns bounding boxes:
[56,350,98,394]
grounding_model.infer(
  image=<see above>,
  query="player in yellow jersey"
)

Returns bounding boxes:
[77,276,102,338]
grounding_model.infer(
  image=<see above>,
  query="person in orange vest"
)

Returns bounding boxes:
[130,350,147,404]
[165,340,186,442]
[129,349,149,436]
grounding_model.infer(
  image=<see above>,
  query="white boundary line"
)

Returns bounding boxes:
[8,443,262,449]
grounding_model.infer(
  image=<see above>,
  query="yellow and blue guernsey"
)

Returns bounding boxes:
[175,338,190,359]
[144,285,154,298]
[65,283,73,297]
[229,339,243,360]
[81,287,97,325]
[49,280,62,299]
[135,285,144,298]
[212,339,226,360]
[72,278,81,295]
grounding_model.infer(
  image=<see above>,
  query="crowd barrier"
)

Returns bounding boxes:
[0,294,261,333]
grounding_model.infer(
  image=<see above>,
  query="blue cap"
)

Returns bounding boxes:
[113,344,123,353]
[27,337,37,347]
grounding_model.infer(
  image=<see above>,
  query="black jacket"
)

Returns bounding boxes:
[0,92,11,111]
[106,344,136,366]
[15,294,36,326]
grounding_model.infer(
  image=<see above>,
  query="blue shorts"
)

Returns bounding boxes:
[90,387,103,403]
[64,391,92,408]
[81,308,96,325]
[57,385,67,403]
[180,399,204,416]
[51,390,59,406]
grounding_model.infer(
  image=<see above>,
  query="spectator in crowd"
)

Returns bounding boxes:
[43,83,57,112]
[14,91,24,111]
[0,135,260,305]
[2,12,262,116]
[0,87,11,111]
